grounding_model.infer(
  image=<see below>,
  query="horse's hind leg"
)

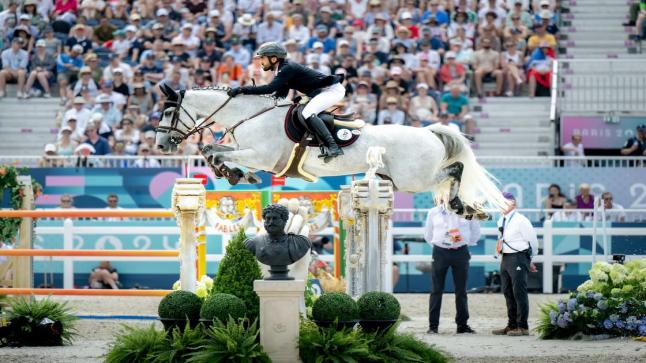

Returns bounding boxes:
[440,162,490,220]
[443,162,465,216]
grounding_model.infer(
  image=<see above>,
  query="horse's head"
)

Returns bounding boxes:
[156,83,197,154]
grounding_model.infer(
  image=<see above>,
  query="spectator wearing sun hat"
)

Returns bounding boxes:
[64,96,92,131]
[92,94,122,129]
[232,13,257,51]
[71,66,99,98]
[39,143,62,167]
[409,83,439,124]
[377,97,407,125]
[66,24,92,54]
[55,125,78,157]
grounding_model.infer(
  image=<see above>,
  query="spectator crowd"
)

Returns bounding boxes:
[0,0,566,163]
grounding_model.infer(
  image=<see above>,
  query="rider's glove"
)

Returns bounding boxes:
[227,87,243,97]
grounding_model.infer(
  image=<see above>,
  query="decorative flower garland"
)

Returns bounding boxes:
[0,165,41,244]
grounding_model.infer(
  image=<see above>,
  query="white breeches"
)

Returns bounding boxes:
[302,82,346,119]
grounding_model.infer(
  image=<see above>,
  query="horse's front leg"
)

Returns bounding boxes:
[203,149,263,185]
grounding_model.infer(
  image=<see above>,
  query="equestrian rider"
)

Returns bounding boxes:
[227,42,345,162]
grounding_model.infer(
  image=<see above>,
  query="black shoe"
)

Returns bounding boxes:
[306,114,344,163]
[322,143,343,163]
[457,325,475,334]
[427,327,438,334]
[623,21,636,27]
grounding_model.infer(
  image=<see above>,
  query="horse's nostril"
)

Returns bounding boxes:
[157,145,164,150]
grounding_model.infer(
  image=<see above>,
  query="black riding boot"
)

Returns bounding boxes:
[306,114,344,163]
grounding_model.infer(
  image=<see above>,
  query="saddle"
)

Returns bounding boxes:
[276,103,366,182]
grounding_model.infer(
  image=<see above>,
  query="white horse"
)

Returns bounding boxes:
[155,85,509,217]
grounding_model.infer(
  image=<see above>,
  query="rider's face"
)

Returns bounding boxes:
[260,56,277,71]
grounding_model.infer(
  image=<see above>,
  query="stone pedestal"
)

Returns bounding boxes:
[254,279,305,363]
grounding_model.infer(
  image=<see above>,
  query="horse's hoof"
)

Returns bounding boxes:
[476,212,491,221]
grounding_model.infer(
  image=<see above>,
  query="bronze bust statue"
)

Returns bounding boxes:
[245,204,311,280]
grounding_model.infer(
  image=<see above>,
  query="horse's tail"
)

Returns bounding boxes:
[427,124,509,211]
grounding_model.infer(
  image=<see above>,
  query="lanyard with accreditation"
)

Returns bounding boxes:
[496,211,532,257]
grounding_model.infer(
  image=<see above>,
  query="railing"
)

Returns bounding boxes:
[2,155,645,169]
[391,208,646,224]
[559,59,646,114]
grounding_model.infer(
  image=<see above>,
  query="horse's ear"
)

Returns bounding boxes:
[161,83,177,100]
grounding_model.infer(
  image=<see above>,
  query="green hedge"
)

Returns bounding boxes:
[158,290,202,320]
[312,292,359,322]
[358,291,401,321]
[200,293,246,323]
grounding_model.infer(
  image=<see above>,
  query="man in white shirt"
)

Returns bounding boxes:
[599,192,626,223]
[424,205,480,334]
[492,192,538,337]
[256,11,284,45]
[288,14,310,48]
[64,97,92,133]
[551,199,583,222]
[561,133,585,167]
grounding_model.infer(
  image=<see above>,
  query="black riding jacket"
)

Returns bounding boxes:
[240,59,341,99]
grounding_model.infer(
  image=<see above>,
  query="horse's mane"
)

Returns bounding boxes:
[190,85,278,100]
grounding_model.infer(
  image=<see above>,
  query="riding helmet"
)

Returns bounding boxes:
[256,42,288,58]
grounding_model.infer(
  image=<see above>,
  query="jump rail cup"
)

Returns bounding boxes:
[172,178,206,293]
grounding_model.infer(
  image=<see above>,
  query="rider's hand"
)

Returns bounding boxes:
[227,87,242,97]
[529,263,538,273]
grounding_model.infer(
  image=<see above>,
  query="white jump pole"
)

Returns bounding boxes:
[172,178,206,293]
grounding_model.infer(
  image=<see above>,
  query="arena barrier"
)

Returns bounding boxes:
[0,288,171,296]
[0,178,206,295]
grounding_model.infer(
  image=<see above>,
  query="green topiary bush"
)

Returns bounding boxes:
[158,291,202,321]
[312,292,359,322]
[200,293,246,323]
[357,292,401,321]
[212,230,263,320]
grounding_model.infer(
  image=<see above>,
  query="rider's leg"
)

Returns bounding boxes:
[302,83,345,162]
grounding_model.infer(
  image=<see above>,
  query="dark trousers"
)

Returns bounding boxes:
[500,252,530,329]
[429,245,470,329]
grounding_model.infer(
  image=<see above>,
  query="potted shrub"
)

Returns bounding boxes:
[158,291,202,332]
[357,291,401,332]
[0,297,77,346]
[200,293,246,326]
[311,292,359,330]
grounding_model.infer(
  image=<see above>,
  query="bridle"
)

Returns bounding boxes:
[156,90,234,145]
[158,89,289,145]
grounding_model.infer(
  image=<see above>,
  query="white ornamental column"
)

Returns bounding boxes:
[342,147,394,296]
[172,178,205,293]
